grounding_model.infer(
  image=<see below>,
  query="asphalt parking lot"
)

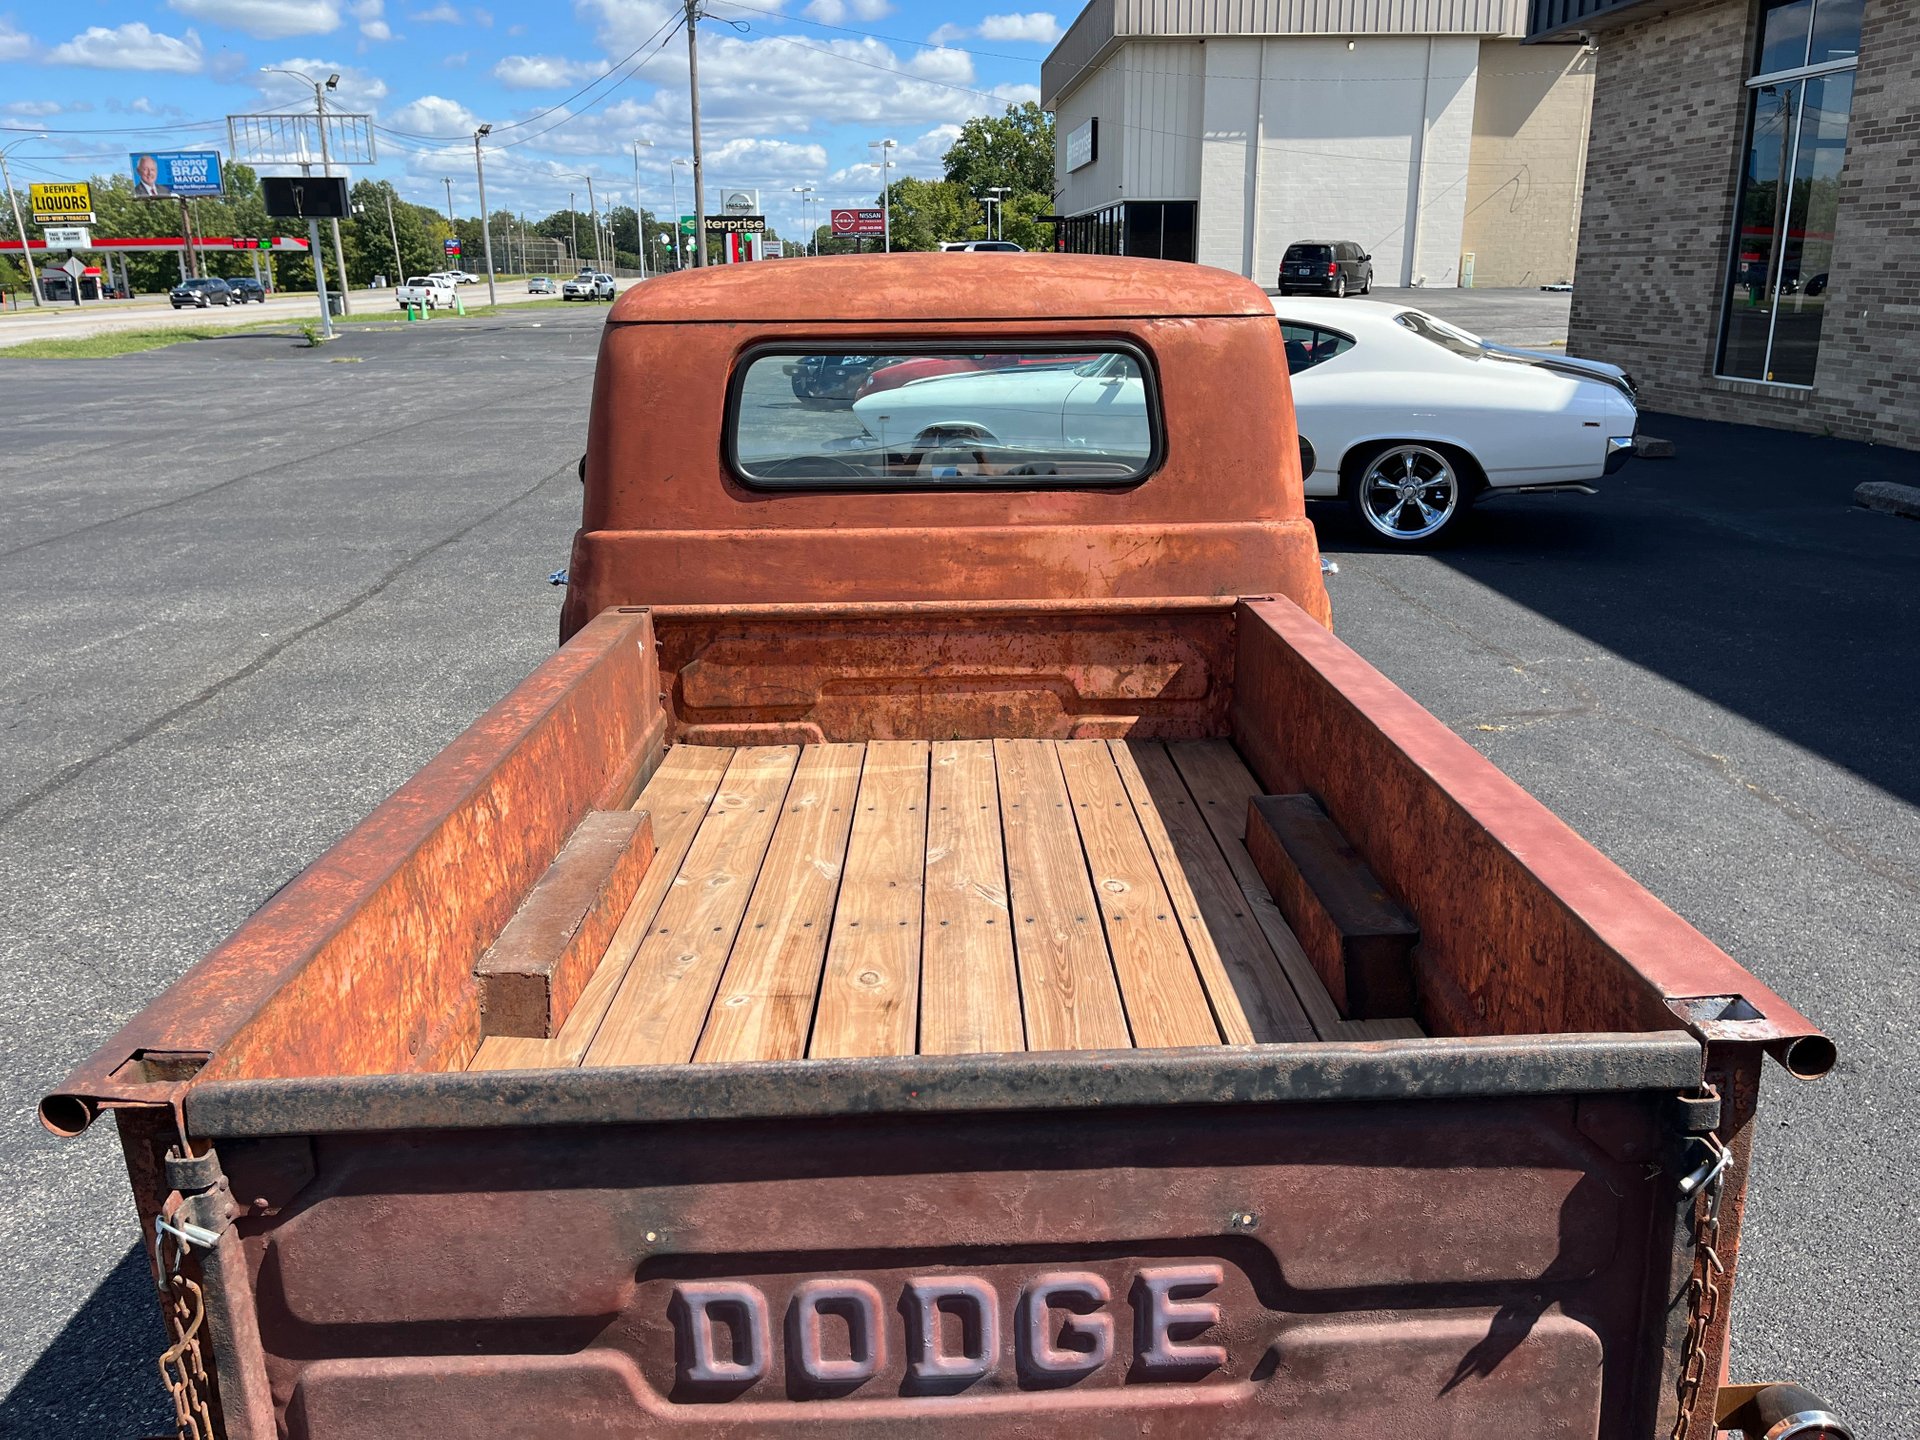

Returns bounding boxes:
[2,301,1915,1435]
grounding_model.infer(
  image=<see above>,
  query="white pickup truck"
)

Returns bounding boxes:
[396,274,458,310]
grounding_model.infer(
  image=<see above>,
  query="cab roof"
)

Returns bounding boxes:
[608,253,1275,324]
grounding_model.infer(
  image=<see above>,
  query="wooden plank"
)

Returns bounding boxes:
[1247,793,1419,1019]
[1166,740,1345,1037]
[810,741,930,1059]
[475,809,656,1038]
[693,744,865,1064]
[1334,1017,1427,1041]
[1056,741,1222,1049]
[583,746,800,1067]
[471,745,733,1071]
[993,738,1132,1053]
[1114,741,1318,1044]
[920,740,1023,1055]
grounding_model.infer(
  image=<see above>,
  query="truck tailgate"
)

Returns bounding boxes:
[187,1031,1700,1438]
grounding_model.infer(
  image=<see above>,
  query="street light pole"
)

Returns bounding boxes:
[868,138,895,252]
[585,175,602,271]
[473,124,497,306]
[0,136,47,307]
[791,184,814,256]
[669,158,687,268]
[383,185,402,285]
[986,185,1010,241]
[311,75,353,313]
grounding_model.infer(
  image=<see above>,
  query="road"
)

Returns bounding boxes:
[0,279,599,348]
[1,300,1912,1435]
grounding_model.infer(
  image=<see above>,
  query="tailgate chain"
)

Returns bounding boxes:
[151,1146,230,1440]
[153,1219,214,1440]
[1671,1119,1730,1440]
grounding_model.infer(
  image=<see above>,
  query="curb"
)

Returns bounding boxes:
[1853,481,1920,520]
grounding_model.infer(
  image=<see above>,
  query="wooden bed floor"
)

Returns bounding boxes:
[469,739,1419,1073]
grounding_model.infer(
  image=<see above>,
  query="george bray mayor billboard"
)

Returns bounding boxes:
[129,151,225,199]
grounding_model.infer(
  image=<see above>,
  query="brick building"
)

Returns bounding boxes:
[1042,1,1597,289]
[1531,0,1918,449]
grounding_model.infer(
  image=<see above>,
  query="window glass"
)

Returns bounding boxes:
[1718,71,1853,383]
[1279,323,1356,375]
[1807,0,1864,67]
[732,349,1155,488]
[1284,244,1333,264]
[1393,310,1485,359]
[1756,0,1814,76]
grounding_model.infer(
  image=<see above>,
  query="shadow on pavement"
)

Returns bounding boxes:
[0,1246,171,1436]
[1314,412,1920,806]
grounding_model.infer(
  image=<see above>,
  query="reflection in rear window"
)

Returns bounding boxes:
[1284,245,1332,263]
[731,349,1159,488]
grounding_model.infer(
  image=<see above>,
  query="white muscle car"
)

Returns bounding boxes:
[1274,298,1638,543]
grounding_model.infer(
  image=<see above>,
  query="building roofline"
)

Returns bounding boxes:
[1525,0,1662,42]
[1043,0,1529,107]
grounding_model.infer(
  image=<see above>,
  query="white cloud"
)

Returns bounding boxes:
[361,19,392,38]
[48,23,206,73]
[473,7,493,26]
[926,22,967,44]
[252,56,388,104]
[907,46,972,83]
[493,53,601,88]
[168,0,342,39]
[803,0,890,22]
[443,49,468,65]
[977,12,1062,43]
[408,2,462,21]
[0,21,33,61]
[387,93,481,133]
[349,0,392,38]
[3,100,65,116]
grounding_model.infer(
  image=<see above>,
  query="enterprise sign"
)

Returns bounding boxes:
[704,214,767,234]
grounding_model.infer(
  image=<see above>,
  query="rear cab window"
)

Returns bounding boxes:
[729,346,1161,489]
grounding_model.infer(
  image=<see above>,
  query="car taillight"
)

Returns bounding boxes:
[1327,262,1338,275]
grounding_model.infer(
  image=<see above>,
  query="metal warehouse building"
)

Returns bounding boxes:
[1043,0,1598,289]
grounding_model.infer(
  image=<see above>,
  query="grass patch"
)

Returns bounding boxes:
[0,325,249,359]
[336,296,589,324]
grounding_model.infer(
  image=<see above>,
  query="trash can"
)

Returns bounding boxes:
[328,294,345,316]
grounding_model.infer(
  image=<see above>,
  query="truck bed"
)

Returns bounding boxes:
[470,739,1418,1073]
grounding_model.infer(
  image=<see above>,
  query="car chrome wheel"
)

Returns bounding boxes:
[1336,275,1347,298]
[1355,444,1461,542]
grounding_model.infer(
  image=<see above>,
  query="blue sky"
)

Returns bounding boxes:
[0,0,1057,237]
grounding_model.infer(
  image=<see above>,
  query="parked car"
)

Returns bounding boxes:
[1272,297,1637,544]
[853,351,1095,402]
[453,269,480,284]
[788,353,893,407]
[940,240,1025,252]
[847,350,1149,467]
[527,276,557,294]
[562,273,615,301]
[1278,240,1373,298]
[396,275,458,310]
[168,277,233,309]
[227,277,267,304]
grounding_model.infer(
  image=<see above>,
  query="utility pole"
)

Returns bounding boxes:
[0,137,47,307]
[569,191,577,269]
[313,76,352,313]
[473,124,497,306]
[686,0,708,266]
[383,186,402,285]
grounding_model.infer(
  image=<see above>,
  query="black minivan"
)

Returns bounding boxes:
[1277,240,1373,297]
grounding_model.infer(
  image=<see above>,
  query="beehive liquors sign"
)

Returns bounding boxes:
[29,182,94,224]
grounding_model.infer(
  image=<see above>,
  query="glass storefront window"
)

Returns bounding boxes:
[1717,0,1860,385]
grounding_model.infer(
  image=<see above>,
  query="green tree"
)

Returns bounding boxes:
[941,102,1056,250]
[879,177,975,251]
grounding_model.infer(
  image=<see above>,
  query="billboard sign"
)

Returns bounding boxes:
[830,207,885,237]
[130,151,225,198]
[679,214,698,236]
[29,182,94,224]
[1065,118,1098,172]
[444,238,461,253]
[261,176,350,219]
[720,189,759,215]
[703,214,766,234]
[43,226,91,249]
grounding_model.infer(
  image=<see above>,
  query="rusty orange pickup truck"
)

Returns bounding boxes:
[48,256,1847,1440]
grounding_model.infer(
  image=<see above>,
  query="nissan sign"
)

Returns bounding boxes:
[830,208,885,237]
